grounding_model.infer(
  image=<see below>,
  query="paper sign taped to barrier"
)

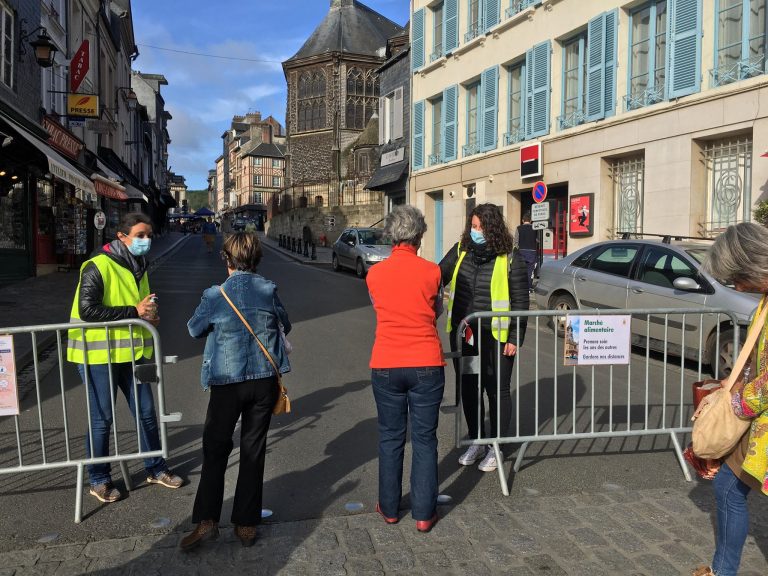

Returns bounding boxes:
[0,335,20,416]
[563,315,631,366]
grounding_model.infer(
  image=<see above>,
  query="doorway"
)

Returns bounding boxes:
[518,183,568,258]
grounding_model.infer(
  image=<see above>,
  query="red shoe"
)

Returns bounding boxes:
[416,514,438,533]
[375,503,399,524]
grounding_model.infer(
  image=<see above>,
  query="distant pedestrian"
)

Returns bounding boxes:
[181,232,291,551]
[439,204,529,473]
[201,217,217,254]
[67,212,184,504]
[691,222,768,576]
[366,205,444,533]
[514,212,538,292]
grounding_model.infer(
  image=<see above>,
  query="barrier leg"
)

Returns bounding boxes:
[513,441,530,474]
[75,463,84,524]
[119,461,133,491]
[669,432,692,482]
[492,441,509,497]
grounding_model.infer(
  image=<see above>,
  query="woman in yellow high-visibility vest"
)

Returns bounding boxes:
[439,204,529,473]
[67,212,183,503]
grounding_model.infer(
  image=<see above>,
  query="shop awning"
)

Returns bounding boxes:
[2,113,95,194]
[91,173,128,200]
[94,158,147,202]
[364,160,408,190]
[124,183,148,202]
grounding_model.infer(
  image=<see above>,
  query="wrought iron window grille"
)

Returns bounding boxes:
[557,110,587,131]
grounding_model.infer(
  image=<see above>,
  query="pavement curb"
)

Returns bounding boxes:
[260,235,332,267]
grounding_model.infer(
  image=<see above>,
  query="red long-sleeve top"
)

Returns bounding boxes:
[366,244,445,368]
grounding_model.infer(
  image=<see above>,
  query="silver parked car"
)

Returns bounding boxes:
[331,227,392,277]
[534,238,760,378]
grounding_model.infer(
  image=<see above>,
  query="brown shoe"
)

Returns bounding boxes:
[147,470,184,489]
[179,520,219,551]
[234,525,257,547]
[89,482,123,503]
[691,567,715,576]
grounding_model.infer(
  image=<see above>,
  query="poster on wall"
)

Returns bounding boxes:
[569,193,594,237]
[0,335,20,416]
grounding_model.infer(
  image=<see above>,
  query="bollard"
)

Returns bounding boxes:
[303,241,309,257]
[279,234,284,248]
[291,238,296,253]
[311,242,317,260]
[297,238,302,255]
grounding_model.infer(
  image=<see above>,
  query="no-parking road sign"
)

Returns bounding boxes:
[532,181,547,204]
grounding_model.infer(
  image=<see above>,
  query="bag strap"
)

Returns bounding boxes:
[723,295,768,391]
[219,286,281,381]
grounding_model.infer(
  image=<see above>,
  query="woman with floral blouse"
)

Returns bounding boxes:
[692,222,768,576]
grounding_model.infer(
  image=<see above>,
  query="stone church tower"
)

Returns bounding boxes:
[283,0,404,184]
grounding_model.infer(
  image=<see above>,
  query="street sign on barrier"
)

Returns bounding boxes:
[531,202,549,221]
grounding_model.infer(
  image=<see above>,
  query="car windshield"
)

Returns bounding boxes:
[358,230,390,245]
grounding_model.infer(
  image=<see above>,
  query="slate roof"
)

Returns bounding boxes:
[244,142,286,159]
[286,0,404,62]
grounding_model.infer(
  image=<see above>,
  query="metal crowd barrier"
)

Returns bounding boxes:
[0,319,181,523]
[453,308,741,495]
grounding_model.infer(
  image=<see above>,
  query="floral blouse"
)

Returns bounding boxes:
[732,295,768,495]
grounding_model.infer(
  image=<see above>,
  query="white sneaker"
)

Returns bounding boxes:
[458,444,485,466]
[477,449,498,472]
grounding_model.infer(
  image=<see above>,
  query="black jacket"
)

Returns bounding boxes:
[439,241,529,345]
[77,240,147,323]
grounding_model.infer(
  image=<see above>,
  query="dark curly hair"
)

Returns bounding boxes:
[459,203,514,255]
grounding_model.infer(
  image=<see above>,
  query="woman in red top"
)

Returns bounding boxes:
[366,205,445,533]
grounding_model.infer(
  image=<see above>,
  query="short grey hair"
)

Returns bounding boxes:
[704,222,768,283]
[384,205,427,246]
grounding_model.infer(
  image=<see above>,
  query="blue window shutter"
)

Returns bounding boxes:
[444,0,459,54]
[412,9,425,71]
[604,10,618,117]
[442,86,458,161]
[481,66,498,151]
[483,0,499,33]
[668,0,701,98]
[525,40,551,139]
[413,100,425,169]
[586,13,606,121]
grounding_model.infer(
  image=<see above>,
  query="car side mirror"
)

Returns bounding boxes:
[673,277,701,291]
[347,240,356,246]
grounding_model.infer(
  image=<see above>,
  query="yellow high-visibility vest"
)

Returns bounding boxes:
[446,245,511,342]
[67,254,154,364]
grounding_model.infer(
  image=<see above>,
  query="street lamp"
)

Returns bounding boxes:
[115,87,138,111]
[18,22,58,67]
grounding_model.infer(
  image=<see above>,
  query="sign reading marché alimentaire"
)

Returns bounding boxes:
[563,315,631,366]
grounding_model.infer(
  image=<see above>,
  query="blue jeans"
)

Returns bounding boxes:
[371,366,445,521]
[712,462,752,576]
[77,363,167,486]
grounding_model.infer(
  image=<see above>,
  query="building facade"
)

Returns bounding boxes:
[282,0,404,184]
[410,0,768,262]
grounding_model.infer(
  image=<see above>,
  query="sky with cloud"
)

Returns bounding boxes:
[131,0,410,190]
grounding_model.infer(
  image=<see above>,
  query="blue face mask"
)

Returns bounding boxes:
[127,237,151,257]
[470,229,486,245]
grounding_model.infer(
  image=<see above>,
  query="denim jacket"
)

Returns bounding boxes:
[188,271,291,390]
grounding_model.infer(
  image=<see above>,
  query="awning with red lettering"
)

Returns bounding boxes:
[91,173,128,200]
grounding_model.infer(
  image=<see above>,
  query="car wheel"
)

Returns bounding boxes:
[332,253,340,272]
[356,258,366,278]
[708,328,735,380]
[551,293,577,336]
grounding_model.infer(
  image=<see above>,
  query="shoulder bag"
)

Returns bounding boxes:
[220,286,291,415]
[690,302,767,459]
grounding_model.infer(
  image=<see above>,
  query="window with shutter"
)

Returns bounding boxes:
[505,62,526,145]
[525,40,551,139]
[668,0,702,97]
[464,82,480,156]
[393,87,404,140]
[466,0,481,42]
[561,35,586,129]
[412,9,425,71]
[379,96,386,144]
[442,85,458,161]
[444,0,459,54]
[626,1,668,111]
[480,66,498,151]
[586,13,607,121]
[711,0,767,87]
[413,101,425,170]
[432,3,445,61]
[431,97,443,165]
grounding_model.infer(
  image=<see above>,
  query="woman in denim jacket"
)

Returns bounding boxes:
[180,232,291,551]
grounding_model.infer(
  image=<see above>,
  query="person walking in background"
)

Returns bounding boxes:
[67,212,184,503]
[201,217,217,254]
[440,204,529,473]
[691,222,768,576]
[366,205,444,533]
[181,232,291,551]
[514,212,538,292]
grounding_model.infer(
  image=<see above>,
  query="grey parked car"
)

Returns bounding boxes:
[534,238,760,378]
[331,227,392,277]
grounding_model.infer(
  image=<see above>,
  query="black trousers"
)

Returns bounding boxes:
[450,322,515,445]
[192,377,278,526]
